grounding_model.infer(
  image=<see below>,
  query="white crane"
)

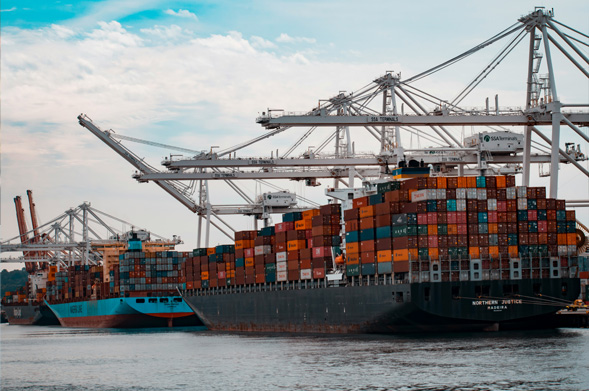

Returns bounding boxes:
[79,8,589,244]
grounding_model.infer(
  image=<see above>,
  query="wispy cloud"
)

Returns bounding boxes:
[164,9,198,21]
[276,33,316,44]
[1,6,16,12]
[251,36,276,49]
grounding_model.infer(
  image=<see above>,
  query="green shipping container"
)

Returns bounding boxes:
[346,264,360,277]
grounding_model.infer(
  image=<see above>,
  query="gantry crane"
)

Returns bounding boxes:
[2,195,181,271]
[78,8,589,246]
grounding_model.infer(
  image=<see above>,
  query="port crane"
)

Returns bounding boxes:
[1,193,180,268]
[78,8,589,248]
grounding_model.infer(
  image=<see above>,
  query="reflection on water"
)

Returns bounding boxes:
[2,324,588,391]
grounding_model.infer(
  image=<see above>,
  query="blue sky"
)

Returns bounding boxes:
[1,1,588,269]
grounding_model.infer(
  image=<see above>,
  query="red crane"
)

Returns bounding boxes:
[14,196,36,273]
[27,190,49,268]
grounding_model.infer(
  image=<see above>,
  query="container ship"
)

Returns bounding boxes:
[2,268,60,326]
[181,175,585,333]
[44,237,201,328]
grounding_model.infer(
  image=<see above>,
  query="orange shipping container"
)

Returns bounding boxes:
[469,247,480,258]
[377,250,392,263]
[359,205,375,219]
[488,223,498,234]
[393,249,409,261]
[287,240,306,250]
[457,177,467,188]
[207,248,216,255]
[508,246,519,257]
[347,253,360,264]
[346,242,360,254]
[295,219,313,230]
[201,271,209,280]
[428,224,438,235]
[447,224,458,235]
[428,248,439,260]
[567,233,577,245]
[489,246,500,258]
[437,177,447,189]
[496,175,507,188]
[557,234,567,245]
[245,257,254,267]
[302,209,320,220]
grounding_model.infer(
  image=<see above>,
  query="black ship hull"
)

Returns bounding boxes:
[183,277,580,333]
[4,302,60,326]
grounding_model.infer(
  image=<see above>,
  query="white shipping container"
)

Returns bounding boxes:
[477,189,487,200]
[276,262,287,272]
[426,189,438,200]
[456,199,467,211]
[487,199,498,211]
[456,188,467,199]
[467,189,478,199]
[411,189,429,202]
[300,269,312,280]
[506,187,517,199]
[277,271,288,281]
[254,245,272,255]
[516,186,527,198]
[437,189,446,200]
[276,252,287,262]
[517,198,528,210]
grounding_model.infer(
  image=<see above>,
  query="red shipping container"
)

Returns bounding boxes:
[361,251,376,264]
[427,212,438,225]
[417,213,428,225]
[313,268,326,279]
[447,212,457,224]
[428,235,438,248]
[313,246,331,258]
[276,222,294,232]
[360,240,375,252]
[300,259,312,269]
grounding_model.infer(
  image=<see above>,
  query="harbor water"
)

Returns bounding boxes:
[1,324,588,391]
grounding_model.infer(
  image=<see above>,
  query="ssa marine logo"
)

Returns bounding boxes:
[484,135,491,142]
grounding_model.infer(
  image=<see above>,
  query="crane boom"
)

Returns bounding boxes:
[77,114,201,213]
[14,196,35,272]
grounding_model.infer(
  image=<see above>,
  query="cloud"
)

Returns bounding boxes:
[275,33,316,44]
[1,6,16,12]
[164,9,198,21]
[250,36,276,49]
[140,24,194,42]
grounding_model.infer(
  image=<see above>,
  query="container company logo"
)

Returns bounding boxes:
[472,299,523,312]
[482,134,519,142]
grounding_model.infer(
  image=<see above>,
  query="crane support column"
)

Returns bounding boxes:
[542,22,561,198]
[522,28,537,187]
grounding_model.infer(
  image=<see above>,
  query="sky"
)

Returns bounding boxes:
[2,0,588,270]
